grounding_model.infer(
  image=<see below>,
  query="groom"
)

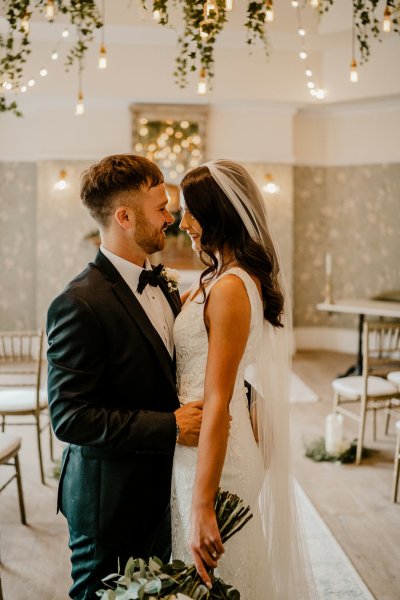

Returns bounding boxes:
[46,154,203,599]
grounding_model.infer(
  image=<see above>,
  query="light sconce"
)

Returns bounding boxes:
[262,174,280,195]
[54,169,69,191]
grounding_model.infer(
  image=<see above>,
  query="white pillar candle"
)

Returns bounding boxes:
[325,252,332,277]
[325,412,344,455]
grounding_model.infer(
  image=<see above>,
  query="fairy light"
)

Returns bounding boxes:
[299,50,307,60]
[305,68,312,77]
[293,1,325,101]
[20,85,27,92]
[46,0,55,22]
[298,27,306,37]
[383,5,391,32]
[40,68,48,77]
[51,51,58,60]
[62,28,69,38]
[266,0,274,23]
[28,79,35,87]
[198,68,207,95]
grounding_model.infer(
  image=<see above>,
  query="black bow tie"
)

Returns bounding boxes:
[137,264,164,294]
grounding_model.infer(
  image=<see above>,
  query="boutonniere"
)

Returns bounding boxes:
[159,266,180,292]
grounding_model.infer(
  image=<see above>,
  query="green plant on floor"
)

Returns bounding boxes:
[305,437,374,464]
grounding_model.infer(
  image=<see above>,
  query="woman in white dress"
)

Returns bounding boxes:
[171,160,314,600]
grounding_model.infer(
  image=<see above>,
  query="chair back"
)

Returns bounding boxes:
[0,330,44,405]
[362,322,400,377]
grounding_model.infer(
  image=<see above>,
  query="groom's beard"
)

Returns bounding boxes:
[134,212,168,254]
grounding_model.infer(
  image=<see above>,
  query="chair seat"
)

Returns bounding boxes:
[388,371,400,388]
[0,388,48,413]
[332,375,398,399]
[0,432,22,461]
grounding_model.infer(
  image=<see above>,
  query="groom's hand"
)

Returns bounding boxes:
[175,400,203,446]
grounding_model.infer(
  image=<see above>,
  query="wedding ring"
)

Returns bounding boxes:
[211,551,217,559]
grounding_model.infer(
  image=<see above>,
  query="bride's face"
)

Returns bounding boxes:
[180,205,203,251]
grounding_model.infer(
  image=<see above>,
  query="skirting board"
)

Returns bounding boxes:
[295,327,358,354]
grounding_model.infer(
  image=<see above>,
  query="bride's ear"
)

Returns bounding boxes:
[114,206,134,231]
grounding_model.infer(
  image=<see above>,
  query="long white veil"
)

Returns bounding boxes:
[204,159,316,599]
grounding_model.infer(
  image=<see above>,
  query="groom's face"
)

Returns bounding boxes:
[133,183,174,254]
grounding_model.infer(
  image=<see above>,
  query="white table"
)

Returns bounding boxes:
[317,299,400,375]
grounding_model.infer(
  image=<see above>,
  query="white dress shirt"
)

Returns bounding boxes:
[100,246,175,357]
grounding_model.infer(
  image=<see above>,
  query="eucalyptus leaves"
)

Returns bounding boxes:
[96,490,253,600]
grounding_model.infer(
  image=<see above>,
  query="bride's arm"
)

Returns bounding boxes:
[189,275,251,587]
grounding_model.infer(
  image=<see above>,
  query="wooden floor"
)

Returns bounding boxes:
[1,351,399,599]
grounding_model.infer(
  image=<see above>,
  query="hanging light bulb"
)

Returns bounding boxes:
[98,44,107,69]
[21,11,30,34]
[305,68,313,77]
[225,0,233,10]
[310,0,319,7]
[28,79,35,87]
[299,50,307,60]
[350,57,358,82]
[383,5,391,32]
[262,174,280,195]
[54,170,69,191]
[152,9,161,21]
[51,51,59,60]
[199,21,210,39]
[20,85,27,93]
[298,27,306,37]
[266,1,274,23]
[307,81,315,89]
[62,28,69,38]
[291,1,299,7]
[46,0,55,22]
[40,68,48,77]
[75,90,84,115]
[204,1,219,20]
[198,68,207,95]
[315,88,326,100]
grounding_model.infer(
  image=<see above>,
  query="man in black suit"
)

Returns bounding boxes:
[47,154,202,599]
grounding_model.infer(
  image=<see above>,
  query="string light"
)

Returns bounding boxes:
[51,51,59,60]
[40,68,48,77]
[45,0,55,22]
[21,10,30,34]
[383,5,391,32]
[298,27,306,37]
[62,28,69,38]
[98,0,107,69]
[198,68,207,95]
[266,1,274,23]
[28,79,35,87]
[225,0,233,10]
[350,57,358,82]
[299,50,307,60]
[350,7,358,83]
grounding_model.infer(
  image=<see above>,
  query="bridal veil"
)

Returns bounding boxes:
[204,159,316,600]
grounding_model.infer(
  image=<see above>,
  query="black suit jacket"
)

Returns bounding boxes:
[46,250,181,551]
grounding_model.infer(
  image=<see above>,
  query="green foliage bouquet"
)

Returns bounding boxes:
[96,490,253,600]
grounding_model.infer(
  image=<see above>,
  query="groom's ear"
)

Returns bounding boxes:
[114,205,135,231]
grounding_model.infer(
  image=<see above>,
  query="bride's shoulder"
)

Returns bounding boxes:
[217,267,262,302]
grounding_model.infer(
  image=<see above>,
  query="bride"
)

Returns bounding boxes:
[171,160,314,599]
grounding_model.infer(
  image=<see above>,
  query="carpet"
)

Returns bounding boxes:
[297,485,375,600]
[290,372,319,403]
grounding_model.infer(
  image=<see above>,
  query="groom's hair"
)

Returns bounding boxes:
[80,154,164,227]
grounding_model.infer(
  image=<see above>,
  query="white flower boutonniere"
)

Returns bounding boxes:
[160,266,180,292]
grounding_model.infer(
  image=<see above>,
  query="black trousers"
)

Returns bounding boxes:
[67,511,171,600]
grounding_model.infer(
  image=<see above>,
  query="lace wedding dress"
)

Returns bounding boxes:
[171,268,273,599]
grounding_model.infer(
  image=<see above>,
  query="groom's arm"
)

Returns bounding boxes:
[47,291,179,455]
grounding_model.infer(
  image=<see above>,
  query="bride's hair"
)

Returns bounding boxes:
[181,166,284,328]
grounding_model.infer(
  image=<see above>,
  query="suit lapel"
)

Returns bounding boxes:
[156,273,181,318]
[93,251,176,390]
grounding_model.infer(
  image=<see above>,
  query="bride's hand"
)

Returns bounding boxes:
[189,504,224,588]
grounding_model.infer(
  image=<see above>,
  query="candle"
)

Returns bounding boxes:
[325,252,332,277]
[325,412,344,455]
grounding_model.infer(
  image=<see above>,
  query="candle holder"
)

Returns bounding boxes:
[323,273,334,304]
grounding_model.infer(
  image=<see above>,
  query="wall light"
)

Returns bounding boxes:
[262,173,280,194]
[54,169,69,191]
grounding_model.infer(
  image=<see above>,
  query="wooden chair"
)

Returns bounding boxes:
[0,432,26,524]
[0,331,52,483]
[332,321,400,464]
[384,371,400,435]
[392,421,400,503]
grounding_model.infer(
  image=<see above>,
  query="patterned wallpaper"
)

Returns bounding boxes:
[294,164,400,328]
[0,162,36,330]
[0,160,399,332]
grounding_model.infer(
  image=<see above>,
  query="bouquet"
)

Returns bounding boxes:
[96,490,253,600]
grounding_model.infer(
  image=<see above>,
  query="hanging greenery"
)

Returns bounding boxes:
[0,0,102,115]
[1,1,399,116]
